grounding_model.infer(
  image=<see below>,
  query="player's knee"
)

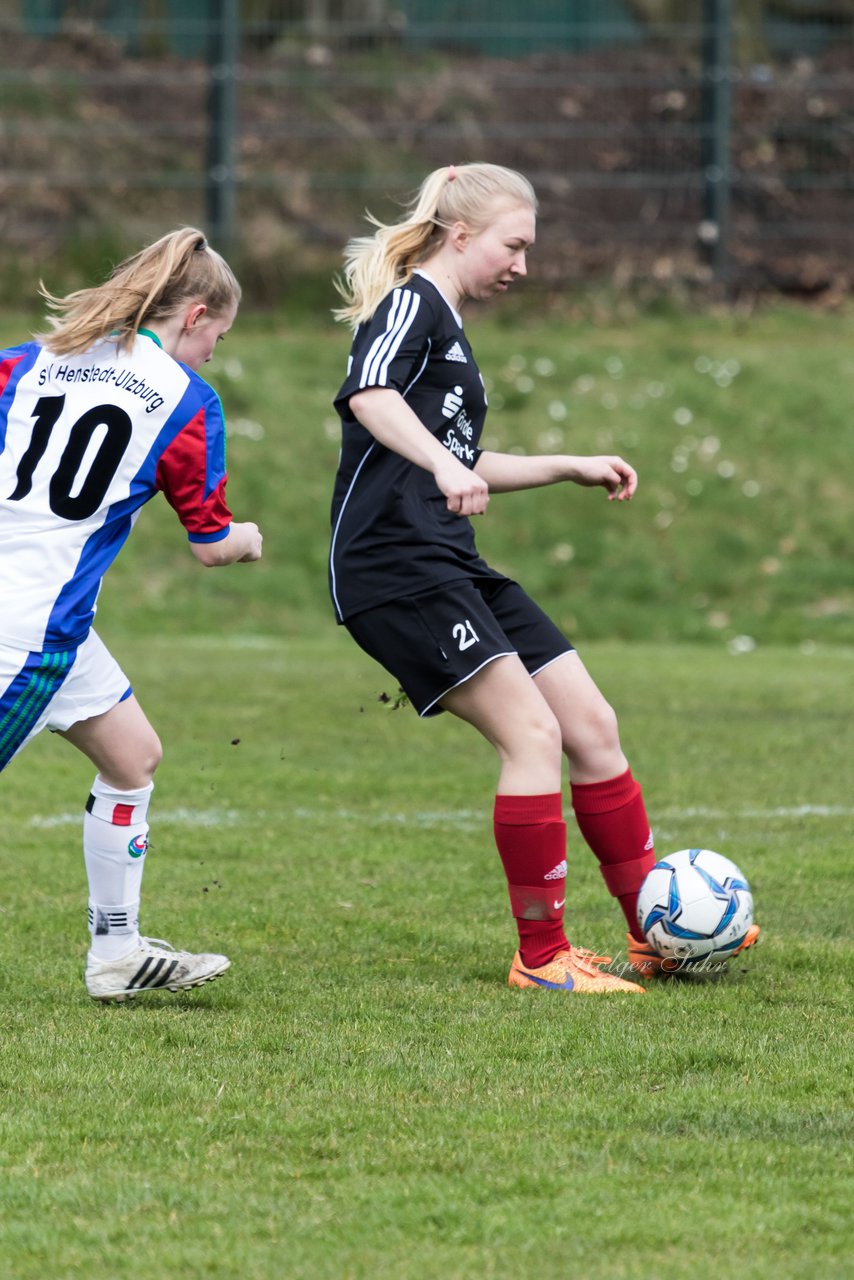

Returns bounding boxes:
[515,705,563,766]
[132,732,163,787]
[590,698,621,753]
[564,697,622,767]
[104,732,162,790]
[145,733,164,780]
[136,732,163,785]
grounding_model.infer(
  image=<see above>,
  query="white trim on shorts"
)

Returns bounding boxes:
[529,650,575,680]
[420,649,517,717]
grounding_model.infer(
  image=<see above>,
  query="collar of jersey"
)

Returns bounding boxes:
[412,268,463,327]
[138,327,163,348]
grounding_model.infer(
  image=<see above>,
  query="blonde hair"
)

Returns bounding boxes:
[38,228,241,356]
[333,163,537,328]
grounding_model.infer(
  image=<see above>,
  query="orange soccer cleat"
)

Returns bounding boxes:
[508,946,645,994]
[627,923,762,978]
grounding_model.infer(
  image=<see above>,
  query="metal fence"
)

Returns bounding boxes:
[1,1,853,295]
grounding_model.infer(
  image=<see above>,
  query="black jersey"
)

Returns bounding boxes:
[329,271,503,622]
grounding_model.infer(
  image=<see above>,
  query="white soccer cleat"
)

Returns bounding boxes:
[85,937,230,1002]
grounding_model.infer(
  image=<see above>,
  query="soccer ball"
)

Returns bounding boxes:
[637,848,754,966]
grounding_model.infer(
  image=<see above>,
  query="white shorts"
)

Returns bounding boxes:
[0,630,131,770]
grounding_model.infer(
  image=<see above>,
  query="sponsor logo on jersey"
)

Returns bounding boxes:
[441,385,464,419]
[443,430,475,462]
[444,340,467,363]
[442,391,477,462]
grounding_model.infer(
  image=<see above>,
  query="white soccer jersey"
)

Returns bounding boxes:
[0,330,232,651]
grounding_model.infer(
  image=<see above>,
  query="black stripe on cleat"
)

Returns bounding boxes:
[149,960,180,989]
[128,956,155,988]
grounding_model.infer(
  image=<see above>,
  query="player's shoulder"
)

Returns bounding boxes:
[401,272,445,318]
[0,338,39,362]
[376,273,442,322]
[122,334,210,412]
[353,278,440,353]
[174,359,224,420]
[404,272,440,300]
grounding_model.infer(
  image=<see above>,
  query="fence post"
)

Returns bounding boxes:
[700,0,732,280]
[206,0,240,250]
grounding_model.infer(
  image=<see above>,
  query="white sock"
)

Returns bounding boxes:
[84,776,153,960]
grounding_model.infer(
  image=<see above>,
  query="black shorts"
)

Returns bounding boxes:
[345,577,574,717]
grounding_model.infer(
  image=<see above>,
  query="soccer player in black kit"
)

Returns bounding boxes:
[329,163,759,992]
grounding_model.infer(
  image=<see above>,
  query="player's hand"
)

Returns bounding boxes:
[434,458,490,516]
[571,456,637,501]
[233,521,263,561]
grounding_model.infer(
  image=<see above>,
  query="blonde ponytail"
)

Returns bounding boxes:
[333,163,537,328]
[38,228,241,356]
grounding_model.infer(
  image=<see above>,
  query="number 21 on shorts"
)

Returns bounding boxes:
[452,619,480,651]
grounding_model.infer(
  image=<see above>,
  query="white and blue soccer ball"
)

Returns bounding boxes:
[637,848,754,964]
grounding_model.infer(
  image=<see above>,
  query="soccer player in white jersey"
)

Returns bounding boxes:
[330,164,759,992]
[0,228,263,1000]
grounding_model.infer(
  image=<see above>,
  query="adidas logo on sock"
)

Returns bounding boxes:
[544,860,567,881]
[444,340,467,363]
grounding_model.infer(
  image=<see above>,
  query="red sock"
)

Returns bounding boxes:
[493,793,570,969]
[570,768,656,942]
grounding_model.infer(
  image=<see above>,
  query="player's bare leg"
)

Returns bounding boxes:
[440,654,563,793]
[532,651,627,783]
[59,694,161,790]
[440,657,643,993]
[534,650,656,948]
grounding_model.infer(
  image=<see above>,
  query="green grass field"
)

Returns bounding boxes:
[1,300,852,1278]
[1,636,851,1279]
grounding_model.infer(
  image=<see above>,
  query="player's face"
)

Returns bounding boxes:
[461,203,536,301]
[176,300,238,370]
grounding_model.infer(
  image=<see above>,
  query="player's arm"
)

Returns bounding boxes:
[189,521,263,566]
[349,387,489,516]
[156,386,264,563]
[475,451,637,501]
